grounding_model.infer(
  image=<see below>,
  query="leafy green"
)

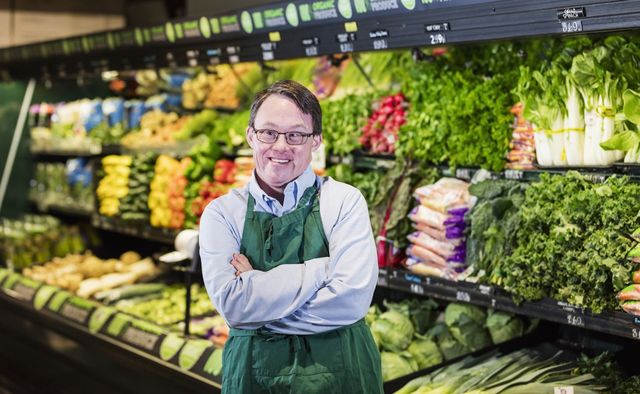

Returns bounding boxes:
[444,303,492,351]
[383,298,439,335]
[381,351,417,382]
[371,310,415,352]
[490,172,640,312]
[428,323,470,361]
[321,92,374,156]
[175,109,218,141]
[485,310,525,345]
[407,337,443,370]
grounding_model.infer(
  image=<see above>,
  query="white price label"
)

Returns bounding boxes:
[456,291,471,303]
[60,303,90,324]
[632,328,640,339]
[410,283,424,295]
[262,51,274,61]
[305,46,318,57]
[504,169,524,180]
[429,33,446,45]
[373,39,388,50]
[340,42,354,53]
[561,20,582,33]
[455,168,472,180]
[13,283,36,301]
[122,327,160,351]
[566,314,585,327]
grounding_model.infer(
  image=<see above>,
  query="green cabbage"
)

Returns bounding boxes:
[381,351,417,382]
[384,299,439,335]
[371,310,415,352]
[428,323,470,361]
[407,337,443,369]
[444,303,492,351]
[366,304,381,326]
[485,310,524,344]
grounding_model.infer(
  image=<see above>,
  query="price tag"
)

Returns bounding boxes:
[455,168,472,180]
[566,314,585,327]
[4,275,41,302]
[429,33,446,45]
[373,39,388,50]
[557,7,585,19]
[456,291,471,303]
[229,55,240,63]
[479,285,494,296]
[12,282,39,302]
[561,20,583,33]
[554,387,574,394]
[122,325,162,352]
[631,327,640,340]
[504,169,524,180]
[410,283,425,295]
[58,296,97,326]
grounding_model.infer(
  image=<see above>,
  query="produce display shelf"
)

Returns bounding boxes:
[41,202,93,218]
[4,1,640,78]
[329,153,640,182]
[91,214,178,245]
[0,273,221,393]
[31,148,103,158]
[377,267,640,343]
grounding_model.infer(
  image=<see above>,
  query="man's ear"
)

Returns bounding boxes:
[246,127,254,149]
[311,134,322,151]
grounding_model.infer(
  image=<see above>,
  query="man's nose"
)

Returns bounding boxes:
[272,133,289,149]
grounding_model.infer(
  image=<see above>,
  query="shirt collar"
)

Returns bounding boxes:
[248,166,317,216]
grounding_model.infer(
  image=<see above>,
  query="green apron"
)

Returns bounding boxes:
[222,184,383,394]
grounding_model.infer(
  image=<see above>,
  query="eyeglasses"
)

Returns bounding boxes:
[252,127,313,146]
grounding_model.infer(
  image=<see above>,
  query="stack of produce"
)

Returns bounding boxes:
[121,110,190,148]
[30,160,93,210]
[119,153,156,221]
[405,178,474,279]
[617,232,640,316]
[187,176,234,228]
[367,299,529,382]
[148,155,188,228]
[321,92,374,156]
[233,157,254,187]
[23,251,156,296]
[360,93,408,155]
[115,283,215,326]
[394,348,607,393]
[515,37,640,166]
[174,109,218,141]
[167,158,191,229]
[0,216,85,269]
[506,103,536,169]
[467,172,640,313]
[97,155,132,217]
[182,65,254,110]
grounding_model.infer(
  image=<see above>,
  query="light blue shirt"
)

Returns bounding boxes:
[199,166,378,334]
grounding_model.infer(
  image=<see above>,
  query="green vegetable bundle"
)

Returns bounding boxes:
[487,172,640,312]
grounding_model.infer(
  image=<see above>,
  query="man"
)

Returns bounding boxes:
[199,80,382,393]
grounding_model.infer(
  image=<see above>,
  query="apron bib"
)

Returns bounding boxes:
[222,183,383,394]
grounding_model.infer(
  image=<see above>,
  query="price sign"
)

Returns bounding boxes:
[561,20,583,33]
[58,296,97,326]
[456,291,471,303]
[12,282,39,302]
[373,39,388,50]
[479,285,494,296]
[425,22,450,32]
[566,314,585,327]
[122,325,162,351]
[301,37,319,57]
[631,328,640,340]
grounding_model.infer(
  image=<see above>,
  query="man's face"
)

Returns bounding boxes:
[247,94,321,192]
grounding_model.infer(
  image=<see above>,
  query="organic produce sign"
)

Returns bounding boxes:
[55,296,99,326]
[2,274,42,303]
[88,306,117,333]
[104,312,167,356]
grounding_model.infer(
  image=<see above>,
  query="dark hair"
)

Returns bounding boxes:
[248,80,322,136]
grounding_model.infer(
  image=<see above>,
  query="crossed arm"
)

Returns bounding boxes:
[199,188,378,332]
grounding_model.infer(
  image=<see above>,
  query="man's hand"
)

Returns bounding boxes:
[231,253,254,277]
